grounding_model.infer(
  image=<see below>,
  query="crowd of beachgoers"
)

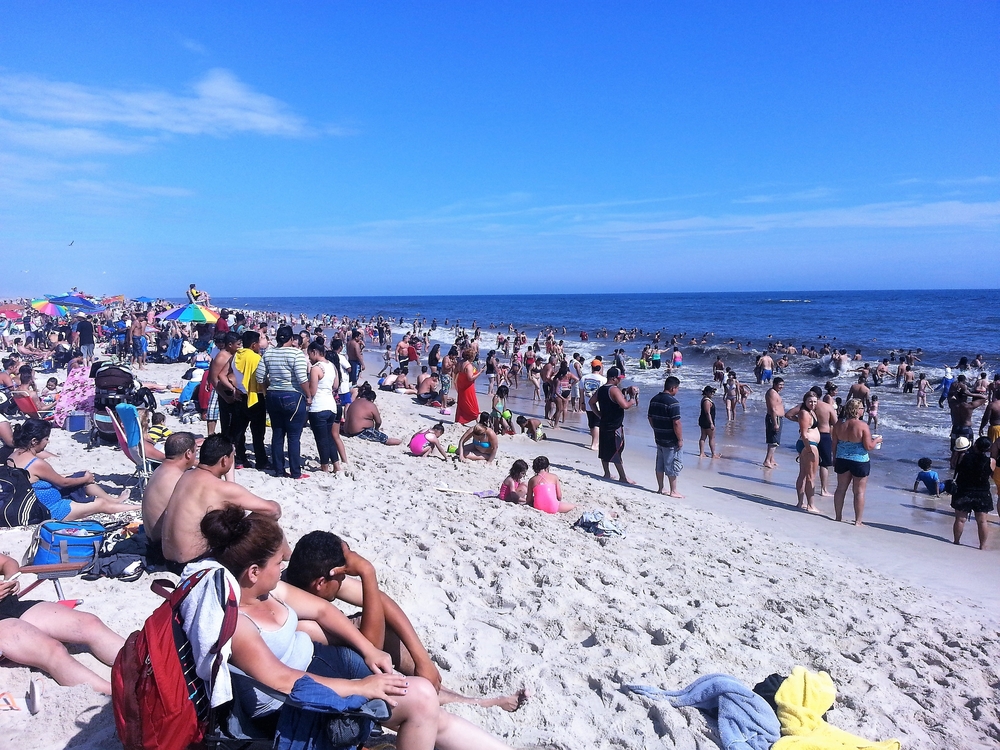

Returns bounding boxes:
[0,287,996,749]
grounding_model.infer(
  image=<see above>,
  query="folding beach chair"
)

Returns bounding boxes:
[12,393,55,421]
[107,405,156,491]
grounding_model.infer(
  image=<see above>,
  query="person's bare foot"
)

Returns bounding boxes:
[853,520,864,527]
[818,490,833,497]
[619,477,636,485]
[806,505,820,513]
[668,491,684,498]
[117,489,132,501]
[483,687,531,712]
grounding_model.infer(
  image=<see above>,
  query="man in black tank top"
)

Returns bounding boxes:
[589,367,639,484]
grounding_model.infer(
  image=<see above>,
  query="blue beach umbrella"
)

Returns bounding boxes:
[134,296,156,303]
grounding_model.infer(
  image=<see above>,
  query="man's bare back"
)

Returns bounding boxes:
[143,462,191,542]
[161,458,280,564]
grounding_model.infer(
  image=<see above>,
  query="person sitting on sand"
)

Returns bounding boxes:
[142,432,199,561]
[415,372,441,405]
[499,459,529,503]
[285,530,530,712]
[457,413,498,463]
[342,383,402,445]
[516,415,545,441]
[913,457,945,496]
[160,434,281,565]
[525,456,576,514]
[10,419,136,521]
[203,507,518,750]
[0,553,125,695]
[408,423,448,458]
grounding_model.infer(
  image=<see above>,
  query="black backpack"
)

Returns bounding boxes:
[0,463,51,528]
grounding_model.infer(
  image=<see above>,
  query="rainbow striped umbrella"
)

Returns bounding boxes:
[30,299,69,317]
[157,303,219,323]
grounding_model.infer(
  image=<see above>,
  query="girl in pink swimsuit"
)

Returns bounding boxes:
[408,423,447,458]
[526,456,576,514]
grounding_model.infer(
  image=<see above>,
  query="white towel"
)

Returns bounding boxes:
[180,559,241,707]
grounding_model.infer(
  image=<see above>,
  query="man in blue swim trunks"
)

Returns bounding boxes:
[758,353,774,384]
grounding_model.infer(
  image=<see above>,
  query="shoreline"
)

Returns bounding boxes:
[0,351,997,748]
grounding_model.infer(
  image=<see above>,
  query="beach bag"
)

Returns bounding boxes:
[112,570,238,750]
[0,464,50,527]
[29,520,106,565]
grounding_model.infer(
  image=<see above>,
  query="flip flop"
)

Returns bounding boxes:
[26,680,42,715]
[0,691,21,711]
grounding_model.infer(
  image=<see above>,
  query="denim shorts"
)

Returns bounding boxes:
[655,444,683,477]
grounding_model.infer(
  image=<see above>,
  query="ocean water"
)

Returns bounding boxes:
[187,290,999,482]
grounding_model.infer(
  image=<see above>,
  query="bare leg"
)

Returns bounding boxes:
[852,475,868,525]
[698,430,707,457]
[974,511,989,549]
[818,466,832,496]
[708,430,717,458]
[65,496,137,521]
[953,510,966,545]
[331,423,348,465]
[612,459,634,485]
[431,705,515,750]
[833,472,850,522]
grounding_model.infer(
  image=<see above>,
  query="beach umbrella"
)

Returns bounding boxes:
[49,294,103,310]
[157,304,219,323]
[134,296,156,304]
[0,306,23,320]
[30,299,69,317]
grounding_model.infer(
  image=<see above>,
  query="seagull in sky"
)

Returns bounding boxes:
[68,240,74,246]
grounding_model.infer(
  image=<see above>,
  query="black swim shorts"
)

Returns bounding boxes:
[818,433,833,468]
[834,457,871,478]
[765,416,782,446]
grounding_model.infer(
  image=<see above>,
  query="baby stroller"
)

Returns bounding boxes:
[88,362,137,448]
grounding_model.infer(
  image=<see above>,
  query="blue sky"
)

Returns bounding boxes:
[1,2,997,297]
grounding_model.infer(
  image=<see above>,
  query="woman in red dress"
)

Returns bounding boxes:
[455,348,483,425]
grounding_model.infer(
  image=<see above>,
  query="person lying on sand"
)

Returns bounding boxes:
[0,553,124,695]
[285,530,530,712]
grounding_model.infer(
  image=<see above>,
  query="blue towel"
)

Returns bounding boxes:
[626,674,780,750]
[274,675,390,750]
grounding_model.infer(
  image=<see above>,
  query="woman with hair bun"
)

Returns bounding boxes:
[204,506,514,750]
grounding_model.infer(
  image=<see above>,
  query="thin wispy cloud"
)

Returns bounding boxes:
[0,68,310,137]
[733,186,835,204]
[180,38,208,55]
[0,117,145,155]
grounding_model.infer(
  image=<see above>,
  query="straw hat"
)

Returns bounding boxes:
[953,436,972,451]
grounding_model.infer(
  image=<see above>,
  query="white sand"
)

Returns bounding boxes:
[1,359,998,749]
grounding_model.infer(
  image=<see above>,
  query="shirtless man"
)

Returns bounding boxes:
[713,356,726,386]
[847,375,871,410]
[758,353,775,384]
[129,315,146,369]
[979,391,1000,443]
[347,330,365,385]
[763,377,785,468]
[342,386,402,445]
[160,434,281,564]
[141,432,198,558]
[284,530,531,711]
[948,390,988,470]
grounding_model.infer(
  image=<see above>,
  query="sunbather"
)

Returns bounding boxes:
[9,419,136,521]
[0,553,124,694]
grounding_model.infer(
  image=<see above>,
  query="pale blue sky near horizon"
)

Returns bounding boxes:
[1,2,997,298]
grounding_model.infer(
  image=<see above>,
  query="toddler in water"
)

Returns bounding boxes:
[867,395,879,430]
[499,459,529,504]
[408,422,448,458]
[526,456,576,514]
[913,457,946,496]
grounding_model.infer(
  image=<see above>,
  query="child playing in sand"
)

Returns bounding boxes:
[492,385,515,435]
[408,422,448,458]
[526,455,576,514]
[913,457,946,496]
[499,459,528,504]
[516,415,546,441]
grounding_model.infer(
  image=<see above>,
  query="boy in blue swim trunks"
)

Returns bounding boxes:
[913,457,945,495]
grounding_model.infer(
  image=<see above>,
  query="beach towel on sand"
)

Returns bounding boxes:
[626,674,780,750]
[773,666,901,750]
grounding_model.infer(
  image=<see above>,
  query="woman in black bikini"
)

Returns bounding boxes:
[794,391,821,512]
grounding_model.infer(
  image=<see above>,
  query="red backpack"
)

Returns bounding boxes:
[112,570,239,750]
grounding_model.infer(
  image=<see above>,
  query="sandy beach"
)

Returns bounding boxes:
[1,353,999,749]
